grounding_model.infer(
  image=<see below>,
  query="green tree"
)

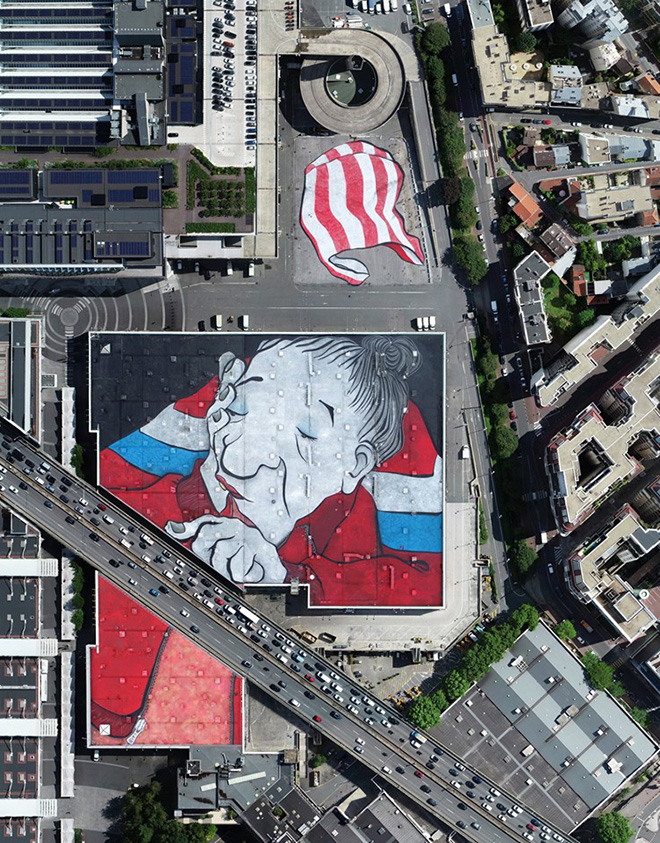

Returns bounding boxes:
[572,218,593,236]
[603,234,640,263]
[497,213,518,234]
[431,688,447,712]
[479,501,489,544]
[510,540,537,580]
[511,241,527,261]
[596,811,634,843]
[511,604,539,633]
[409,694,442,729]
[576,308,595,329]
[555,620,576,641]
[578,239,608,277]
[310,753,327,768]
[490,424,519,459]
[631,707,650,729]
[515,31,537,52]
[440,177,461,204]
[443,669,471,701]
[71,444,85,479]
[421,22,450,54]
[582,651,615,691]
[452,178,478,230]
[453,236,488,285]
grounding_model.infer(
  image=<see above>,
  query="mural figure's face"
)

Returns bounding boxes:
[202,345,377,545]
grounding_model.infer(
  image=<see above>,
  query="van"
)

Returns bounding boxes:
[40,461,52,472]
[248,261,255,277]
[211,314,222,331]
[140,533,154,546]
[452,73,458,86]
[225,259,233,276]
[444,1,451,13]
[382,766,392,774]
[240,314,250,331]
[290,699,300,707]
[103,515,115,524]
[164,570,174,580]
[141,555,150,563]
[331,681,344,693]
[276,653,289,664]
[120,538,131,549]
[317,672,331,684]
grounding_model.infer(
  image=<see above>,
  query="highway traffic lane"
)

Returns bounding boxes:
[0,431,575,843]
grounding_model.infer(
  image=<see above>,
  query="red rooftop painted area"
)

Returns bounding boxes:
[89,576,242,747]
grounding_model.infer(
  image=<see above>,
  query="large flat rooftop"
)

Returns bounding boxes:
[433,623,658,832]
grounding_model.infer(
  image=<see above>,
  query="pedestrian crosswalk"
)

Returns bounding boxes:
[466,148,489,160]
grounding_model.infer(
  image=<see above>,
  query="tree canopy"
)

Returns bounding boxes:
[596,811,634,843]
[510,540,537,580]
[121,782,216,843]
[577,238,608,277]
[409,694,444,730]
[515,31,537,52]
[581,651,615,692]
[421,22,450,55]
[453,236,488,285]
[555,620,576,641]
[491,424,519,460]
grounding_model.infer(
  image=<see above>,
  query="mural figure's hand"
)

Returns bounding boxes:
[165,515,287,584]
[200,352,247,513]
[206,352,246,444]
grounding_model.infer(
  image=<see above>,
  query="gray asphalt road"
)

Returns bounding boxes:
[0,427,575,843]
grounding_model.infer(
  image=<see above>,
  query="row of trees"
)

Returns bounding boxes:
[408,605,539,729]
[418,24,487,286]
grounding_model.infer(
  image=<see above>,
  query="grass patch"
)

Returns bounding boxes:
[542,272,595,344]
[162,189,178,209]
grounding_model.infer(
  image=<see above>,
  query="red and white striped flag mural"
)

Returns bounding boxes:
[300,141,425,286]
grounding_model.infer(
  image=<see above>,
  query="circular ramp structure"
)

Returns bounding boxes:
[299,29,406,134]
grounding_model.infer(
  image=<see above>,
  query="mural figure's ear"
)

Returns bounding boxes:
[342,443,377,494]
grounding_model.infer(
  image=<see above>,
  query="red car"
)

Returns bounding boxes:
[304,674,315,682]
[313,715,322,722]
[509,410,516,420]
[542,119,551,125]
[414,770,424,778]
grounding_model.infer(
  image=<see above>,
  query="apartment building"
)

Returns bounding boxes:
[531,262,660,406]
[513,251,553,345]
[545,350,660,532]
[565,504,660,642]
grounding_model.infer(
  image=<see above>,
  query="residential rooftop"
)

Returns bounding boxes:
[531,262,660,406]
[545,349,660,532]
[513,251,552,345]
[566,504,660,641]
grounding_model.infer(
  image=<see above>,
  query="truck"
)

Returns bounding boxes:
[444,2,451,14]
[410,730,427,744]
[236,604,260,626]
[382,0,391,11]
[491,300,498,321]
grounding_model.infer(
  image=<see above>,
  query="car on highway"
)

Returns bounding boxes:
[457,821,467,829]
[313,715,322,722]
[149,588,159,597]
[191,625,200,633]
[542,119,551,124]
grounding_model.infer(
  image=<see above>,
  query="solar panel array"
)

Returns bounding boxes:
[0,31,111,43]
[96,239,151,257]
[107,170,159,184]
[0,8,112,20]
[49,171,103,184]
[166,30,199,127]
[3,75,112,91]
[107,189,134,203]
[0,171,31,185]
[1,98,108,111]
[2,53,111,66]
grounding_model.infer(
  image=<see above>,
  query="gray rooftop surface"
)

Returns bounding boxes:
[433,623,658,832]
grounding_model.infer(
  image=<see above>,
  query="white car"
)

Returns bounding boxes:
[548,563,554,575]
